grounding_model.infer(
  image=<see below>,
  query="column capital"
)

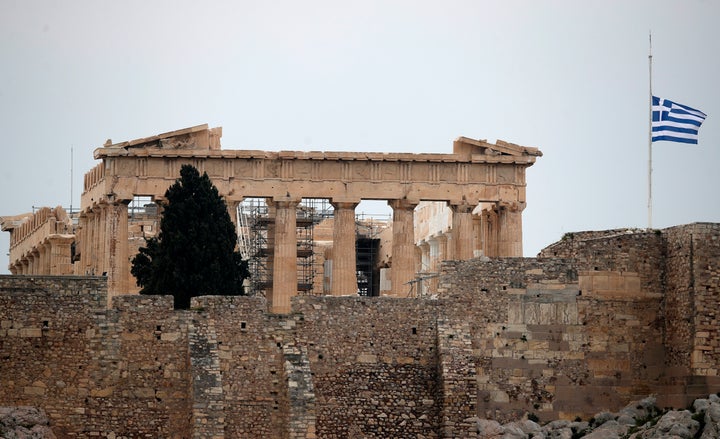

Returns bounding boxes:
[497,201,526,213]
[330,200,360,210]
[388,198,419,211]
[271,195,302,208]
[48,234,75,245]
[449,202,475,214]
[433,233,449,245]
[105,194,132,205]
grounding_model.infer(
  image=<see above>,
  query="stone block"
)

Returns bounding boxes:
[90,386,115,397]
[490,390,510,403]
[20,327,41,337]
[23,386,45,396]
[525,269,544,275]
[134,387,156,398]
[161,331,181,342]
[357,354,377,364]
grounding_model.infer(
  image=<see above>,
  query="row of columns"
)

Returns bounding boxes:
[71,196,522,312]
[9,235,74,276]
[416,202,525,295]
[262,198,523,313]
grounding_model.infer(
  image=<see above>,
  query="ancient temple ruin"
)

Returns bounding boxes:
[1,124,541,312]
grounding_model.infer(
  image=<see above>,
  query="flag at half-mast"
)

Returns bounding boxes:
[652,96,707,144]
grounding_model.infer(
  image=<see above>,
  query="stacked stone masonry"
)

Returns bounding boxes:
[1,223,719,437]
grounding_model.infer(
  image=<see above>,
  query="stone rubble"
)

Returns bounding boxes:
[0,407,56,439]
[467,394,720,439]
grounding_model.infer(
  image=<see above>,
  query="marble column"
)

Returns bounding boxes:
[388,199,418,297]
[105,199,130,301]
[450,203,475,260]
[36,243,47,274]
[80,210,94,275]
[42,241,52,274]
[481,208,499,258]
[29,250,38,275]
[19,257,29,275]
[49,235,74,275]
[419,241,431,273]
[428,236,441,293]
[497,202,525,257]
[473,216,482,257]
[226,200,240,245]
[270,198,299,314]
[418,241,431,297]
[330,200,359,296]
[97,205,108,277]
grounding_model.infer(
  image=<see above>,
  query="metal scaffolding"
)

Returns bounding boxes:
[238,198,333,297]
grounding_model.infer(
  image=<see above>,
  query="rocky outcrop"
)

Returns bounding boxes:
[0,407,55,439]
[467,395,720,438]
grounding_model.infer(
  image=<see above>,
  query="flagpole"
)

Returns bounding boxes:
[647,32,653,229]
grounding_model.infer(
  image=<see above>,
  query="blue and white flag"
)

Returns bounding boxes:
[652,96,707,144]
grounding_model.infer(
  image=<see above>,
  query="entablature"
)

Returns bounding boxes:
[83,125,541,212]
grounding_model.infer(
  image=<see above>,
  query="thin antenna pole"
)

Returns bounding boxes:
[647,32,653,229]
[70,146,74,214]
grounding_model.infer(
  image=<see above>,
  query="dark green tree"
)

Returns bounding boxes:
[131,164,249,309]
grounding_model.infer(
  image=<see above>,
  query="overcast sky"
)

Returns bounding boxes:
[1,1,719,273]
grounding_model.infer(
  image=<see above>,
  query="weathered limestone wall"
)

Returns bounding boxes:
[293,296,442,438]
[539,224,720,406]
[437,256,668,421]
[191,295,290,438]
[0,276,107,436]
[538,228,666,295]
[663,223,720,404]
[0,276,192,438]
[1,224,719,436]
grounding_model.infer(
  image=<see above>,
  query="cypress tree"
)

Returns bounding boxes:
[131,164,249,309]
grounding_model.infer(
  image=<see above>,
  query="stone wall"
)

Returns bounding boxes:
[191,295,290,438]
[293,296,441,438]
[433,224,718,421]
[0,276,192,438]
[662,223,720,406]
[1,223,719,436]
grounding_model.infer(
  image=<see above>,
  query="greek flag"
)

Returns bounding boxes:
[652,96,707,144]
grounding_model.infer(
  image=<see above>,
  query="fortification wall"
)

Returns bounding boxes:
[0,276,192,438]
[293,296,441,438]
[437,257,665,421]
[191,295,289,438]
[1,224,719,437]
[662,223,720,406]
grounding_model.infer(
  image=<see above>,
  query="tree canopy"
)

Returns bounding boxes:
[131,164,249,309]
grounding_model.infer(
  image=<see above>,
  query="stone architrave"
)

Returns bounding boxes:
[330,200,359,296]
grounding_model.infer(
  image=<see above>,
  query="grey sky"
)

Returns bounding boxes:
[1,0,719,273]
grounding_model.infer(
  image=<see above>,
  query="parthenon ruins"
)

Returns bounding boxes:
[1,124,541,313]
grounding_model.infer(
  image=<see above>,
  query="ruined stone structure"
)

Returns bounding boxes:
[2,124,540,312]
[1,207,74,276]
[1,223,719,437]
